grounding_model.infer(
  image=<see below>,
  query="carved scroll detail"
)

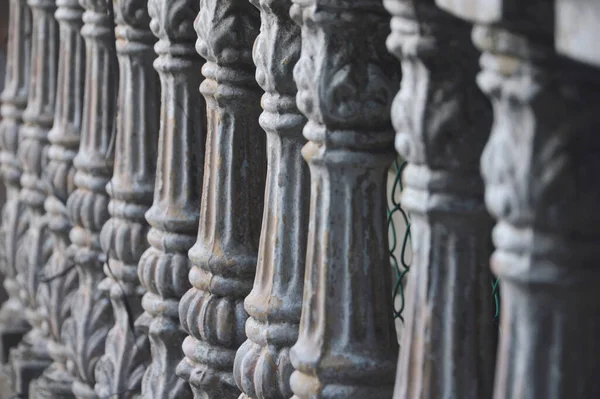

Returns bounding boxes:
[288,1,400,398]
[177,1,266,397]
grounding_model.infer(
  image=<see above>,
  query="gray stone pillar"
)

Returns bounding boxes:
[65,0,118,395]
[177,1,266,397]
[384,1,497,398]
[439,0,600,397]
[0,0,31,364]
[232,0,309,397]
[9,0,59,394]
[93,0,159,396]
[29,0,85,396]
[288,1,400,398]
[138,0,205,397]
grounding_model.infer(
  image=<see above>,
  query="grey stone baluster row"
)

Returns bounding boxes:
[436,1,600,398]
[177,0,266,397]
[385,1,498,398]
[66,0,117,395]
[94,0,159,396]
[9,0,59,394]
[31,0,85,396]
[2,0,599,398]
[0,0,31,365]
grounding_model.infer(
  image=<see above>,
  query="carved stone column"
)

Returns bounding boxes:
[65,0,118,396]
[232,0,309,398]
[93,1,159,397]
[383,1,497,397]
[0,0,32,363]
[438,0,600,397]
[288,1,400,398]
[177,1,266,397]
[9,0,59,394]
[28,0,85,396]
[137,0,205,397]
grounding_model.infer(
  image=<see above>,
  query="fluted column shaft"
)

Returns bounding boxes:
[384,1,497,398]
[0,0,32,363]
[138,0,205,397]
[288,1,400,398]
[177,1,266,397]
[93,1,159,397]
[437,0,600,397]
[232,0,309,397]
[9,0,59,394]
[30,0,85,396]
[66,0,118,396]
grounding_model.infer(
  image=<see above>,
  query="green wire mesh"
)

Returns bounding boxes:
[388,159,501,326]
[388,159,411,322]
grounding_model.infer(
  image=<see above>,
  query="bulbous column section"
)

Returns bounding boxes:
[65,0,118,396]
[93,0,159,397]
[0,0,32,363]
[137,0,205,397]
[384,1,497,398]
[29,0,85,396]
[288,1,400,398]
[232,0,309,397]
[177,1,267,397]
[9,0,59,394]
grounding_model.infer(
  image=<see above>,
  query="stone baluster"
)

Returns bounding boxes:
[138,0,205,397]
[438,0,600,397]
[28,0,85,396]
[177,1,266,397]
[65,0,118,395]
[288,1,400,398]
[232,0,309,397]
[383,1,497,397]
[9,0,59,394]
[0,0,32,363]
[93,0,159,396]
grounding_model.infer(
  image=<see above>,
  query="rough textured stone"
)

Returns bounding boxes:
[93,0,159,396]
[65,0,118,396]
[385,1,498,398]
[177,1,267,397]
[0,0,32,365]
[30,0,85,396]
[288,1,401,398]
[137,0,205,397]
[232,0,309,397]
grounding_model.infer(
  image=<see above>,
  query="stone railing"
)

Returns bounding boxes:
[0,0,598,398]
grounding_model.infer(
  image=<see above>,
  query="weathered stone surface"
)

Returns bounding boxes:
[93,0,159,397]
[138,0,205,397]
[0,0,32,365]
[30,0,85,396]
[288,1,400,398]
[177,1,266,397]
[441,0,600,397]
[65,0,118,396]
[232,0,308,397]
[9,0,59,394]
[385,1,497,398]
